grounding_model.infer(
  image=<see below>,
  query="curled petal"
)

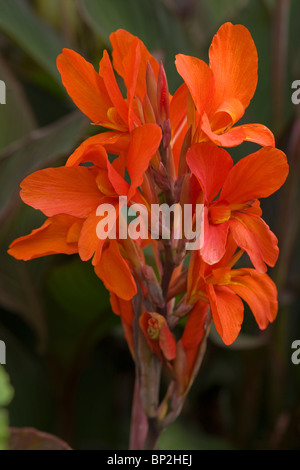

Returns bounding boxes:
[201,207,230,265]
[230,269,278,329]
[230,213,279,273]
[207,283,244,345]
[8,215,82,260]
[94,240,137,300]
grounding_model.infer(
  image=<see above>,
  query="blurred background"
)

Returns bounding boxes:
[0,0,299,450]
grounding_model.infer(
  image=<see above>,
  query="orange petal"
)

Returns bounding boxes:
[8,215,82,260]
[201,112,246,146]
[110,292,134,325]
[175,54,214,118]
[220,146,289,204]
[186,142,233,202]
[207,283,244,345]
[202,207,230,265]
[209,22,258,114]
[94,240,137,300]
[127,124,162,199]
[230,269,278,329]
[20,167,102,218]
[107,159,130,196]
[180,301,209,387]
[57,48,112,123]
[110,29,159,100]
[212,98,245,130]
[78,198,118,264]
[235,123,275,147]
[170,84,189,173]
[230,213,279,273]
[110,293,135,358]
[139,312,176,361]
[78,211,105,263]
[181,301,208,350]
[66,132,129,167]
[99,50,129,125]
[201,115,276,148]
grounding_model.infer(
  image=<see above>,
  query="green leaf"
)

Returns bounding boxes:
[0,55,36,152]
[0,366,14,451]
[0,0,64,81]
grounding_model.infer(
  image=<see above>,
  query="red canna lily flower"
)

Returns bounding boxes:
[56,29,165,152]
[187,239,278,345]
[174,22,275,152]
[57,28,174,179]
[7,22,290,447]
[186,142,289,272]
[8,124,162,301]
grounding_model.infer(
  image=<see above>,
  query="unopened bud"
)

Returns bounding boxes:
[143,94,156,124]
[146,62,159,120]
[157,62,170,122]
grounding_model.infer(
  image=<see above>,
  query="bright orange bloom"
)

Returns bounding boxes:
[174,22,275,155]
[8,124,162,301]
[186,142,289,272]
[56,28,172,168]
[57,29,159,132]
[7,23,290,444]
[187,238,278,345]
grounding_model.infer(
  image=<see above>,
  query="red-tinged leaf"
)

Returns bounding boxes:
[8,428,72,450]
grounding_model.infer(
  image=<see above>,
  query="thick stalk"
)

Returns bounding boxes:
[129,378,148,450]
[143,418,161,450]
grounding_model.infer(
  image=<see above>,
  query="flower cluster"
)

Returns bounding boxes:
[8,23,289,442]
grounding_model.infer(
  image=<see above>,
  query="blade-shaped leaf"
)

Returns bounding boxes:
[0,55,36,152]
[8,427,72,450]
[0,0,64,81]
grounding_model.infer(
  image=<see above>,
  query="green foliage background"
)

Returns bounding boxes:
[0,0,300,450]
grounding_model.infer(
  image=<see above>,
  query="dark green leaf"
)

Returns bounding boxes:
[0,0,64,81]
